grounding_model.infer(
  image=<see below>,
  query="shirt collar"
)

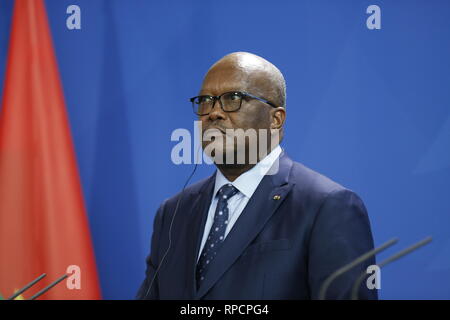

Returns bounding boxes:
[213,145,283,199]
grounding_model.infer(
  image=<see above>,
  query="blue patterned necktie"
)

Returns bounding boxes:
[196,183,239,290]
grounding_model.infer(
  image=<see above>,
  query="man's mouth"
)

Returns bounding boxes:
[203,126,228,135]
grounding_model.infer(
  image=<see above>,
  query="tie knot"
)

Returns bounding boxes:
[218,184,238,199]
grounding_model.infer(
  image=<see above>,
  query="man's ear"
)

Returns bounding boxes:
[270,107,286,129]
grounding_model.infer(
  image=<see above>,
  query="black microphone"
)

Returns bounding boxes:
[318,238,399,300]
[350,236,432,300]
[7,273,46,300]
[29,274,69,300]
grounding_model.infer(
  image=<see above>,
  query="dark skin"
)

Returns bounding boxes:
[199,53,286,182]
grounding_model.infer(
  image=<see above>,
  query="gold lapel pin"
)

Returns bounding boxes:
[273,195,281,200]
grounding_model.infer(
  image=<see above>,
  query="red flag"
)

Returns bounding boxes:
[0,0,101,299]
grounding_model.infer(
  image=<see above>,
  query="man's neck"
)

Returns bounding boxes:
[214,145,279,182]
[215,163,256,182]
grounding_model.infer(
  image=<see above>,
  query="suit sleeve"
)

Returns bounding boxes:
[307,189,378,300]
[135,201,166,300]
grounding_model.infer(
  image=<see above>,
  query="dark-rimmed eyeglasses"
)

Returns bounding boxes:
[189,91,279,116]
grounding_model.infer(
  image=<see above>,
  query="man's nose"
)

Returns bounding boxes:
[207,101,226,121]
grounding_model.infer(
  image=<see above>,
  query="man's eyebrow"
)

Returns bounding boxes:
[199,88,245,95]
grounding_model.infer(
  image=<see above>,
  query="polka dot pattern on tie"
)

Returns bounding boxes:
[196,184,238,290]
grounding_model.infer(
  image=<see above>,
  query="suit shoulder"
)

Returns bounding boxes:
[288,160,365,209]
[290,160,346,194]
[158,174,213,212]
[288,160,369,224]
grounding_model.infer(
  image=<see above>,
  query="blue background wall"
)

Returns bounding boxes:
[1,0,449,299]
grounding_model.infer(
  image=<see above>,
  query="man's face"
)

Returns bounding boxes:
[199,63,273,165]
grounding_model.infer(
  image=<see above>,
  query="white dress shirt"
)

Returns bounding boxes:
[197,145,282,261]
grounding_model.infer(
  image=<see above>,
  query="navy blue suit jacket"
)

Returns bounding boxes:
[136,152,377,299]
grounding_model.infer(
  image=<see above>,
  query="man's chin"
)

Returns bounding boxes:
[202,143,239,165]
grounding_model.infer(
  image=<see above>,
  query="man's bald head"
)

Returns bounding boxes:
[197,52,287,174]
[201,52,286,109]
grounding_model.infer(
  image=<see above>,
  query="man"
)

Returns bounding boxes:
[136,52,377,300]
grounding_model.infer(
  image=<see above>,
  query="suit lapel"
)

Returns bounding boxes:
[184,175,215,299]
[195,153,294,299]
